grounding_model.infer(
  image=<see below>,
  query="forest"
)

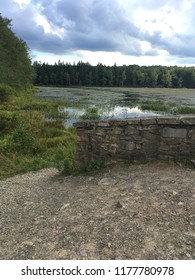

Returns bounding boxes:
[0,15,34,90]
[33,61,195,88]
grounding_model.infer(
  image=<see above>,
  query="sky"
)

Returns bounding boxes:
[1,0,195,66]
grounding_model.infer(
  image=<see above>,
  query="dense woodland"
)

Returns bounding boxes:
[33,61,195,88]
[0,15,34,90]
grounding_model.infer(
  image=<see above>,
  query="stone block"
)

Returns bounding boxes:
[77,135,89,142]
[120,135,142,141]
[190,127,195,140]
[121,142,135,151]
[127,119,141,125]
[124,126,140,135]
[162,127,187,138]
[143,130,160,140]
[105,135,118,142]
[157,117,181,125]
[96,121,111,127]
[180,116,195,125]
[111,127,123,135]
[109,120,128,126]
[141,118,157,125]
[74,121,93,128]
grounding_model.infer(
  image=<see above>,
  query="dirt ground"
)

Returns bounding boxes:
[0,161,194,260]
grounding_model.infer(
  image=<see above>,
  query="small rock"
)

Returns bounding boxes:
[107,242,112,248]
[80,250,87,257]
[60,203,70,210]
[22,241,34,247]
[186,253,191,258]
[172,191,178,196]
[115,201,123,209]
[88,177,94,182]
[178,202,184,206]
[98,177,117,186]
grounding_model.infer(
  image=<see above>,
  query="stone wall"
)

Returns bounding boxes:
[74,116,195,166]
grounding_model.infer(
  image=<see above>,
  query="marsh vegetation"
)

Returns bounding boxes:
[1,86,195,179]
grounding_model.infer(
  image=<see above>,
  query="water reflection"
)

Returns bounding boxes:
[62,107,85,127]
[101,106,159,120]
[62,105,160,127]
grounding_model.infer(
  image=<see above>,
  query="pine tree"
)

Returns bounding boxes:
[0,14,34,89]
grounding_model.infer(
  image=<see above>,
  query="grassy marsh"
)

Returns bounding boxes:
[2,86,195,179]
[0,88,77,179]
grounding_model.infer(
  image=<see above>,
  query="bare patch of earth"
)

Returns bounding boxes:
[0,162,194,260]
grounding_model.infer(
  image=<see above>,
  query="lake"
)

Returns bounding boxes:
[36,87,195,127]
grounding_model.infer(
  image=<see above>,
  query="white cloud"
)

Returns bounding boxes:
[13,0,31,8]
[1,0,195,65]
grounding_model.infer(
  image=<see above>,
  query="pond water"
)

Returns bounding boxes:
[62,105,160,127]
[36,87,195,128]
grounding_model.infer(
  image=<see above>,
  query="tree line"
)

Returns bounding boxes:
[33,61,195,88]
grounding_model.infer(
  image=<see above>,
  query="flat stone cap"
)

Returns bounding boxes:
[74,115,195,127]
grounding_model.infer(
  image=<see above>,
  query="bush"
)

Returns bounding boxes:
[0,84,15,102]
[12,121,37,154]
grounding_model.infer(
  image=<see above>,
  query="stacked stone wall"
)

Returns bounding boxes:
[74,116,195,166]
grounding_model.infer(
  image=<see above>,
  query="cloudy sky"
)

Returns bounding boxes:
[1,0,195,66]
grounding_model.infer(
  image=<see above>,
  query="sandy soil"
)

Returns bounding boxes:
[0,161,194,260]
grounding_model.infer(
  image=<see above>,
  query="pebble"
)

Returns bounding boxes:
[60,203,70,210]
[88,177,94,182]
[80,250,87,257]
[22,241,34,247]
[172,191,178,196]
[98,177,117,186]
[178,202,184,206]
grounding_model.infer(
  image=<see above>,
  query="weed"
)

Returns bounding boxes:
[0,84,16,102]
[82,160,105,173]
[141,103,195,115]
[12,121,37,154]
[81,107,101,120]
[140,103,171,112]
[175,106,195,114]
[0,87,77,179]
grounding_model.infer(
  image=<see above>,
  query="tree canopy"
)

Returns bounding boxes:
[0,14,34,89]
[33,61,195,88]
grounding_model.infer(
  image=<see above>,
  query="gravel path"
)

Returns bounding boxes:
[0,162,194,260]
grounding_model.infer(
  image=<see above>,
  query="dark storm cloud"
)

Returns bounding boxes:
[37,0,143,54]
[1,0,195,62]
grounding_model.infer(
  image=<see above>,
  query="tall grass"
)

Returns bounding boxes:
[0,88,77,179]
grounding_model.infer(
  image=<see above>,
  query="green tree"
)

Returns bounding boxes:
[158,69,172,87]
[145,68,158,87]
[0,14,34,88]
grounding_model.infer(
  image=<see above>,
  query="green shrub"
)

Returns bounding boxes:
[40,136,66,148]
[12,121,37,154]
[0,112,15,135]
[82,160,105,172]
[0,84,15,102]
